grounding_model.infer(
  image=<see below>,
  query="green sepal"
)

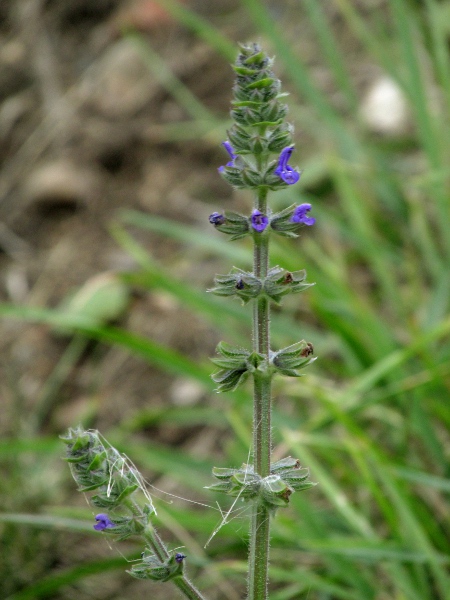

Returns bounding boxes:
[270,458,316,494]
[76,475,109,492]
[209,268,262,304]
[210,342,266,391]
[260,475,292,508]
[246,77,275,90]
[86,451,107,472]
[99,514,145,541]
[241,167,264,187]
[282,469,311,489]
[208,463,259,499]
[246,351,265,372]
[63,431,91,452]
[212,466,238,479]
[205,481,232,493]
[242,49,266,65]
[271,457,301,474]
[114,483,140,505]
[259,100,286,123]
[289,481,317,492]
[263,266,314,304]
[219,167,246,188]
[249,135,266,155]
[210,356,246,369]
[91,492,119,508]
[212,210,250,236]
[252,119,283,129]
[211,368,249,393]
[233,65,258,76]
[129,552,184,582]
[273,367,303,377]
[267,123,294,152]
[64,454,90,464]
[229,480,259,499]
[232,100,263,108]
[215,341,250,358]
[271,340,316,377]
[227,125,252,152]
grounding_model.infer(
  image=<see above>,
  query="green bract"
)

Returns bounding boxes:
[210,341,265,393]
[206,459,315,513]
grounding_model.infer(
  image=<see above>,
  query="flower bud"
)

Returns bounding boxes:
[209,210,250,240]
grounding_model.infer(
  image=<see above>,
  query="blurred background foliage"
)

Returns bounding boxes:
[0,0,449,598]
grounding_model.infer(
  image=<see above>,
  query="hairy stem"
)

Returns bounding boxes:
[248,187,272,600]
[142,526,207,600]
[173,578,208,600]
[134,500,207,600]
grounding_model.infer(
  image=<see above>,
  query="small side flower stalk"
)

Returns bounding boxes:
[210,43,316,600]
[61,427,206,600]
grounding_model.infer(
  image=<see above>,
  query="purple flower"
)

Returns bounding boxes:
[291,203,315,226]
[251,209,269,232]
[274,146,300,185]
[175,553,187,563]
[209,212,226,226]
[218,141,237,173]
[93,514,115,531]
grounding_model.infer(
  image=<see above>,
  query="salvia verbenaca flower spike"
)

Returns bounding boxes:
[61,427,207,600]
[209,43,317,600]
[63,43,317,600]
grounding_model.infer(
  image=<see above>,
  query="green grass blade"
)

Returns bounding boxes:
[0,304,211,385]
[303,0,358,111]
[241,0,361,159]
[119,209,252,265]
[152,0,237,61]
[126,30,217,124]
[0,513,94,533]
[5,557,129,600]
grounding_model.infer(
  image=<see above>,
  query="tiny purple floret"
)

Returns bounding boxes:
[93,514,115,531]
[209,212,226,226]
[218,140,237,173]
[251,209,269,233]
[291,203,315,226]
[274,146,300,185]
[175,553,187,564]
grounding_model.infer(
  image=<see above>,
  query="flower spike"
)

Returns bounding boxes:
[274,146,300,185]
[291,203,315,226]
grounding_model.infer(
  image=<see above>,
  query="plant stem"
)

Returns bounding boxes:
[174,577,208,600]
[248,187,272,600]
[135,500,208,600]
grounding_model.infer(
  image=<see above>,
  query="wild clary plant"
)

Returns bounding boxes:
[63,43,317,600]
